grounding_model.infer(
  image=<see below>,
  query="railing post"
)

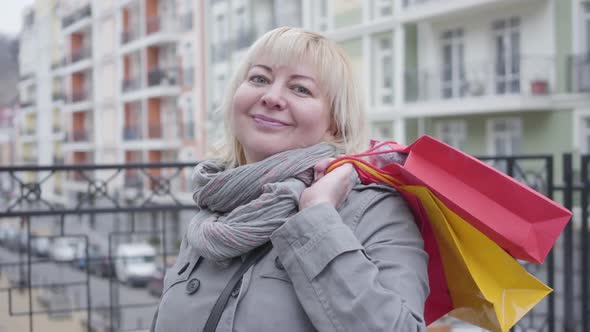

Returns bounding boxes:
[562,154,574,332]
[547,156,555,332]
[581,155,589,332]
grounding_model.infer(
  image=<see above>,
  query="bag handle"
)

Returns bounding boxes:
[202,242,273,332]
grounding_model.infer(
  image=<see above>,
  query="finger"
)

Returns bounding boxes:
[313,158,335,181]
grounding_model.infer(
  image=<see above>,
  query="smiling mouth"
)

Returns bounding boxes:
[252,115,291,127]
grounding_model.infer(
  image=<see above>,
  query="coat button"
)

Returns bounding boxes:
[186,278,200,295]
[274,256,285,270]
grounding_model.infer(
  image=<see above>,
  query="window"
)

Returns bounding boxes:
[275,0,302,28]
[436,121,466,150]
[440,28,466,99]
[373,0,393,18]
[372,122,393,140]
[583,2,590,54]
[493,17,521,94]
[487,118,522,156]
[183,96,195,139]
[314,0,330,31]
[373,34,394,105]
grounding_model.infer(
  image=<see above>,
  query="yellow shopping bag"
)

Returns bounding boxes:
[405,185,552,332]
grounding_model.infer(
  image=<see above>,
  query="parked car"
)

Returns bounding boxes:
[0,224,19,249]
[49,238,81,262]
[115,243,157,287]
[32,236,50,257]
[77,244,114,277]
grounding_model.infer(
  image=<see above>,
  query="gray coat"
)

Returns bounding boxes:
[152,183,429,332]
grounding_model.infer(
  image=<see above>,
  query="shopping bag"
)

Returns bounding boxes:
[325,135,569,329]
[406,185,551,332]
[334,135,571,264]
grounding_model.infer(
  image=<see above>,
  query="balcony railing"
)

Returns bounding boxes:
[147,67,178,87]
[121,26,140,44]
[53,156,65,165]
[70,47,92,63]
[62,4,92,28]
[70,89,91,103]
[567,53,590,93]
[405,55,554,102]
[123,77,141,92]
[52,92,65,101]
[70,129,91,142]
[146,16,177,35]
[123,126,142,140]
[19,101,35,109]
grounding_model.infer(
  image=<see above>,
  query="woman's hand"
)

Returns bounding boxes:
[299,158,356,210]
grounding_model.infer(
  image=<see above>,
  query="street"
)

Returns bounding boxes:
[0,246,158,331]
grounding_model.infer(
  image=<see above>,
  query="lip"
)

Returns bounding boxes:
[252,115,292,127]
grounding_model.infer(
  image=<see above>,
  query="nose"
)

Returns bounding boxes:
[261,84,286,110]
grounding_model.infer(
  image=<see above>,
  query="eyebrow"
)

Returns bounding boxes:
[251,64,316,83]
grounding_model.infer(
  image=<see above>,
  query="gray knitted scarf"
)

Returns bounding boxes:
[186,143,337,262]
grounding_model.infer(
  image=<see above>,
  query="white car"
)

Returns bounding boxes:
[49,238,80,262]
[115,243,157,287]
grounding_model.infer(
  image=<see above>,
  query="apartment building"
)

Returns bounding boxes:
[205,0,590,169]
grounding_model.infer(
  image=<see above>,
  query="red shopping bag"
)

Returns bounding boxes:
[336,135,571,264]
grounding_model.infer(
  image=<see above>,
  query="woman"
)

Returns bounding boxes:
[151,27,428,332]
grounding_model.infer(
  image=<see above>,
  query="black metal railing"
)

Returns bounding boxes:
[0,162,194,331]
[147,67,178,87]
[0,155,587,332]
[122,77,141,92]
[61,4,92,28]
[567,53,590,93]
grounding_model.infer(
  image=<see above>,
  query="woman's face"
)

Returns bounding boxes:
[231,59,332,163]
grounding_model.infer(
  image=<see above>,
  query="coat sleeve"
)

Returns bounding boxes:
[269,189,429,332]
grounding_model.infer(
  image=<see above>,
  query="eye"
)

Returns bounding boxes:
[293,85,312,96]
[249,75,269,84]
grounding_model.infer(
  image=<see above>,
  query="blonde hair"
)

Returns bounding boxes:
[212,27,367,167]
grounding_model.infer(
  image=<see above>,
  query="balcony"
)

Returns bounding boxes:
[567,54,590,94]
[71,47,92,64]
[52,91,66,102]
[69,89,91,104]
[69,129,91,143]
[120,16,179,54]
[405,56,554,102]
[147,67,178,87]
[121,26,140,44]
[62,4,92,29]
[123,126,142,140]
[123,77,141,92]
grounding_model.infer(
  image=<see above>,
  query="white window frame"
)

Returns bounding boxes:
[436,120,466,150]
[440,28,466,99]
[373,33,394,106]
[492,17,521,95]
[486,117,522,156]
